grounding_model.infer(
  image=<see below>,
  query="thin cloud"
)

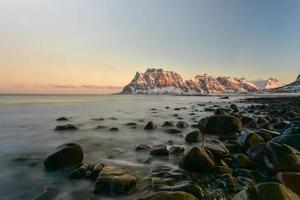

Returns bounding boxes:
[48,84,122,90]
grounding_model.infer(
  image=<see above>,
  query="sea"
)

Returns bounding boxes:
[0,93,293,200]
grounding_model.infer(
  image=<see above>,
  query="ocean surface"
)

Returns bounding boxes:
[0,94,269,199]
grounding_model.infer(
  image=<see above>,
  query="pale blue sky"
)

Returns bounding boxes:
[0,0,299,92]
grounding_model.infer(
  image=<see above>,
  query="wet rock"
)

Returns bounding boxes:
[91,117,105,121]
[125,122,138,127]
[220,96,229,99]
[94,125,106,129]
[237,132,265,150]
[215,165,233,174]
[232,182,299,200]
[230,104,239,113]
[165,128,182,134]
[185,131,204,143]
[260,123,274,131]
[179,147,215,173]
[232,153,253,169]
[54,124,78,131]
[94,164,136,195]
[169,146,185,155]
[273,121,289,130]
[69,163,96,179]
[272,134,300,151]
[214,108,226,116]
[246,143,266,161]
[276,172,300,195]
[218,174,238,192]
[264,141,300,172]
[56,117,69,121]
[44,143,83,170]
[150,144,169,156]
[198,115,242,137]
[109,127,119,131]
[258,129,281,138]
[176,121,189,129]
[135,144,150,151]
[162,121,173,127]
[144,121,157,130]
[202,138,230,158]
[155,182,206,199]
[241,116,255,126]
[233,169,257,179]
[257,116,269,124]
[224,140,241,153]
[138,191,197,200]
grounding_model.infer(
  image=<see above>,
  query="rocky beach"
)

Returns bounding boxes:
[3,94,298,200]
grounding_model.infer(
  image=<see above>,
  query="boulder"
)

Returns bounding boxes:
[138,191,197,200]
[202,138,230,158]
[150,144,169,156]
[179,147,215,173]
[54,124,78,131]
[232,182,299,200]
[44,143,83,170]
[94,164,136,195]
[237,132,265,150]
[198,115,242,136]
[276,172,300,195]
[185,131,204,143]
[264,141,300,172]
[272,134,300,151]
[176,121,189,129]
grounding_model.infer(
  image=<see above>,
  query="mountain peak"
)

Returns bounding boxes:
[121,68,261,95]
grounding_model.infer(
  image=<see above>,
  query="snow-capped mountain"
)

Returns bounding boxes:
[250,78,284,89]
[272,74,300,93]
[121,68,260,95]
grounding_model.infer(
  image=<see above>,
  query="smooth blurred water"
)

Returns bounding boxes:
[0,94,242,200]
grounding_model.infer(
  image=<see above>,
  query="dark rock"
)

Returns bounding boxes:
[185,131,204,143]
[165,128,182,134]
[272,134,300,151]
[273,121,289,130]
[232,182,299,200]
[162,121,173,127]
[176,121,189,129]
[169,146,185,155]
[144,121,157,130]
[232,153,253,169]
[220,96,229,99]
[276,172,300,195]
[94,164,136,195]
[125,122,138,126]
[214,108,226,116]
[237,132,265,150]
[218,174,238,191]
[246,143,266,161]
[260,123,273,131]
[138,191,198,200]
[241,116,255,126]
[264,141,300,172]
[44,143,83,170]
[56,117,69,121]
[230,104,239,113]
[257,116,269,124]
[94,125,106,129]
[55,124,78,131]
[150,144,169,156]
[155,182,206,199]
[198,115,242,136]
[91,117,105,121]
[179,147,215,173]
[135,144,150,151]
[202,138,230,158]
[109,127,119,131]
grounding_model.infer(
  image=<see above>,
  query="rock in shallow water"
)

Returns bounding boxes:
[54,124,78,131]
[185,131,204,143]
[44,143,83,170]
[237,131,265,150]
[179,147,215,173]
[198,115,242,137]
[202,138,230,158]
[176,121,189,129]
[94,164,136,195]
[144,121,157,130]
[272,134,300,151]
[276,172,300,195]
[150,144,169,156]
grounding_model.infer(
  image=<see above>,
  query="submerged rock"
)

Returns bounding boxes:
[179,147,215,173]
[176,121,189,129]
[150,144,169,156]
[56,117,69,121]
[55,124,78,131]
[165,128,182,134]
[198,115,242,136]
[94,164,136,195]
[44,143,83,170]
[144,121,157,130]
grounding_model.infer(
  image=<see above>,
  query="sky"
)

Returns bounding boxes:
[0,0,300,93]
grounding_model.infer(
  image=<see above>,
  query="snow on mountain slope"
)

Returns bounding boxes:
[251,78,284,89]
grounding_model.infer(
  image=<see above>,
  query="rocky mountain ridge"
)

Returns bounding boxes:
[121,68,265,95]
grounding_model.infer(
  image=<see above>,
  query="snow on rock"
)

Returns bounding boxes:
[251,78,284,89]
[272,74,300,93]
[121,68,261,95]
